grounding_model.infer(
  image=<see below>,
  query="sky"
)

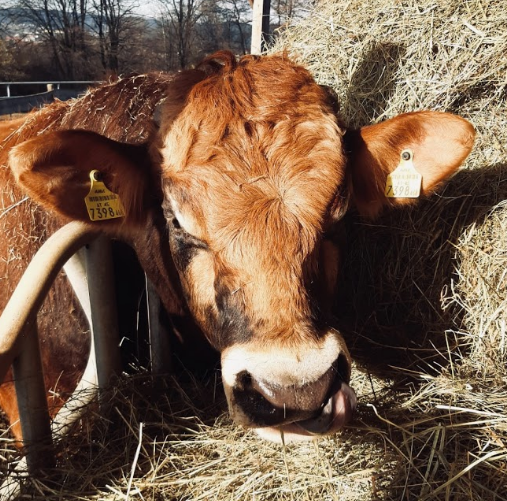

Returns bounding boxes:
[133,0,161,18]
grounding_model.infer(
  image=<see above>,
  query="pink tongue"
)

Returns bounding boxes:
[330,382,357,429]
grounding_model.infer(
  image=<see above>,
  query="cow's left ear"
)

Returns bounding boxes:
[9,130,156,227]
[344,111,475,218]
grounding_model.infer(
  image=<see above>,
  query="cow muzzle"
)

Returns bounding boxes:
[220,332,356,443]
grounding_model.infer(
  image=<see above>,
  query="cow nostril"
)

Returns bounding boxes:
[236,370,253,390]
[333,352,350,383]
[232,381,283,426]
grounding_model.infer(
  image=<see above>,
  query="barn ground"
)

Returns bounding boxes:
[1,0,507,499]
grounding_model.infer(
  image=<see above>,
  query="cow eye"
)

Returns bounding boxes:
[168,215,188,236]
[168,214,208,253]
[163,200,207,251]
[171,217,181,230]
[162,205,184,231]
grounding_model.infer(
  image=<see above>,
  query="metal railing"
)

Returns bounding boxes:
[0,221,121,495]
[0,82,99,98]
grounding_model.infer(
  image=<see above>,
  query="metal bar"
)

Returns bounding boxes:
[52,250,98,440]
[0,221,98,384]
[261,0,271,45]
[251,0,263,55]
[12,319,53,472]
[0,222,98,475]
[0,81,100,86]
[85,237,121,402]
[146,276,172,376]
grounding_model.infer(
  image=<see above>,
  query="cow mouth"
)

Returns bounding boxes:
[297,380,356,433]
[254,381,357,443]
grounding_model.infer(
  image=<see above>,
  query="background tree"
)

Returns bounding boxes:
[117,17,168,73]
[228,0,250,54]
[191,0,251,61]
[156,0,203,69]
[1,0,301,82]
[91,0,140,74]
[0,40,17,81]
[211,0,250,55]
[0,7,18,81]
[156,10,177,70]
[272,0,311,29]
[16,0,91,79]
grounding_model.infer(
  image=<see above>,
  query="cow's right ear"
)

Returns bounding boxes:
[345,111,475,218]
[8,130,156,226]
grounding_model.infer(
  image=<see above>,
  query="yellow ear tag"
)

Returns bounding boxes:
[84,170,125,221]
[384,149,422,198]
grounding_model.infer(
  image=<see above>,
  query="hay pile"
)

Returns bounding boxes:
[271,0,507,499]
[1,0,507,499]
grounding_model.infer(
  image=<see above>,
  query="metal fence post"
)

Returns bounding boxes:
[12,319,54,472]
[0,222,97,479]
[85,236,121,402]
[146,277,172,376]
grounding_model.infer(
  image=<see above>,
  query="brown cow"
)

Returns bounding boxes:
[0,51,475,443]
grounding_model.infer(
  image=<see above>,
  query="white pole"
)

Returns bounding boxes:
[251,0,270,55]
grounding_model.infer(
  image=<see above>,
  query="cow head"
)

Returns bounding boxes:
[8,52,475,442]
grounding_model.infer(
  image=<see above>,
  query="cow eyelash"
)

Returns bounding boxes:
[162,202,208,249]
[173,230,209,252]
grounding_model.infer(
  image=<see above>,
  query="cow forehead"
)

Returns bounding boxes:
[160,55,346,251]
[164,120,345,258]
[166,159,337,252]
[160,55,345,175]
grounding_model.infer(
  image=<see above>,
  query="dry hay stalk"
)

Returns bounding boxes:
[1,0,507,500]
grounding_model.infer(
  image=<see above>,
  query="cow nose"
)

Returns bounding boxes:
[232,354,353,431]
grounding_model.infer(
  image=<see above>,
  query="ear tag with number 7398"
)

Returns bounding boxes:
[384,149,422,198]
[84,170,125,221]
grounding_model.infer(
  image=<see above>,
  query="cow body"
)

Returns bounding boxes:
[0,52,475,443]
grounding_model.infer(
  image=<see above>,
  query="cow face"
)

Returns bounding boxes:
[157,54,355,440]
[8,52,475,443]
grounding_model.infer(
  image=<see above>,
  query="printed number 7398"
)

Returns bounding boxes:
[89,207,116,219]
